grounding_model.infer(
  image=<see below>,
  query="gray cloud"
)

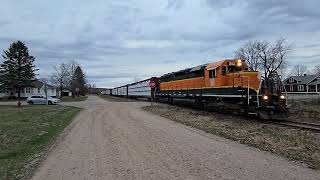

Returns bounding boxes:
[0,0,319,87]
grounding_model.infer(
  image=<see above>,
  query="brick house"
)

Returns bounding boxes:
[283,74,320,93]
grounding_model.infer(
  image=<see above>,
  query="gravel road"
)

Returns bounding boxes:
[31,96,320,180]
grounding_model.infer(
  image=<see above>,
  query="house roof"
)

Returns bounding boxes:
[284,75,318,84]
[0,80,55,88]
[309,78,320,85]
[30,80,55,88]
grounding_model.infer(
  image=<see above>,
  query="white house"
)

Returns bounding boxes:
[0,80,57,99]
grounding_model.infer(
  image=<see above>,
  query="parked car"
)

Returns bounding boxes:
[27,95,60,105]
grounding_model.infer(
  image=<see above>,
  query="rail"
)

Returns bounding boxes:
[274,120,320,132]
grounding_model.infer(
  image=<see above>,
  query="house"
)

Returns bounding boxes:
[283,74,320,93]
[0,80,57,99]
[56,89,73,97]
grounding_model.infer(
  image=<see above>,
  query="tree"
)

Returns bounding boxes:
[235,40,261,71]
[313,64,320,75]
[0,41,37,106]
[51,62,70,98]
[71,66,86,96]
[259,39,291,80]
[291,65,307,76]
[235,38,291,80]
[235,39,291,94]
[67,61,79,97]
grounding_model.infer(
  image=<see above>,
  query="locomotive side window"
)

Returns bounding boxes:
[209,69,216,78]
[222,66,226,76]
[228,66,235,73]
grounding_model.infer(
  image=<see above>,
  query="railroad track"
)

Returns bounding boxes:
[118,96,320,132]
[274,120,320,132]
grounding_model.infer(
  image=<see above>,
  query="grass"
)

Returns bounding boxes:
[143,104,320,169]
[60,95,88,102]
[288,98,320,123]
[0,105,81,180]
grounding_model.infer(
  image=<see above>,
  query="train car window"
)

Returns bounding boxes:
[222,66,226,76]
[209,69,216,78]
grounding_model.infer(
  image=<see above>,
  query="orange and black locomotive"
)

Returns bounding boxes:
[155,58,287,119]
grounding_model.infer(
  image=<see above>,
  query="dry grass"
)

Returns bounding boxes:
[143,104,320,169]
[289,98,320,123]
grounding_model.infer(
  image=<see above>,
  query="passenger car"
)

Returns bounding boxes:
[27,95,60,105]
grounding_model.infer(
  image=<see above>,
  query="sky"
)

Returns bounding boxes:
[0,0,320,87]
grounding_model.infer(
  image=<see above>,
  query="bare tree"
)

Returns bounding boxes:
[67,60,80,98]
[313,64,320,75]
[236,38,291,80]
[235,40,261,71]
[277,62,290,81]
[260,39,291,80]
[291,65,307,76]
[236,38,292,94]
[51,62,70,98]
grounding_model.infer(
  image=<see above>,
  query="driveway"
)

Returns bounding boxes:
[32,95,319,180]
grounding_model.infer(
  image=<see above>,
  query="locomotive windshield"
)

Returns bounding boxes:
[222,65,242,75]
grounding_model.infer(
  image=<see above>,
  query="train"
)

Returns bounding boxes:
[106,58,288,119]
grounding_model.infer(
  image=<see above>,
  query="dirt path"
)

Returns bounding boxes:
[32,96,320,180]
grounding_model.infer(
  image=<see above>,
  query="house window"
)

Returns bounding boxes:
[26,87,31,93]
[52,88,54,93]
[209,69,216,78]
[0,88,3,93]
[21,88,25,93]
[290,85,293,91]
[298,85,304,91]
[289,78,294,83]
[38,88,40,93]
[280,86,284,91]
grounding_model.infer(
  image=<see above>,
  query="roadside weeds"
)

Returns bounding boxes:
[142,104,320,170]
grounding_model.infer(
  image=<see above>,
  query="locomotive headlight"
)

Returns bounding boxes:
[236,62,242,67]
[280,95,285,99]
[263,95,268,100]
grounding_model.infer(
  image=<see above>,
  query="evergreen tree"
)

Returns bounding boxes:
[72,66,86,96]
[0,41,37,106]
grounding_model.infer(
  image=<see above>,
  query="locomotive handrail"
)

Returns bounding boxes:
[240,76,250,105]
[257,80,262,107]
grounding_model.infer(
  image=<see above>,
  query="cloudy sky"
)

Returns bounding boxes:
[1,0,319,87]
